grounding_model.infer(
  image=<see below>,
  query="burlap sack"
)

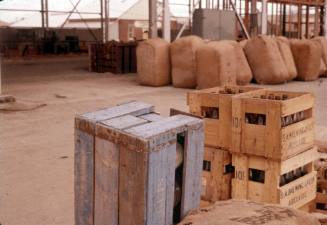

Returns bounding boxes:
[290,39,322,81]
[136,38,170,86]
[320,58,327,76]
[221,40,252,85]
[170,35,204,88]
[239,39,248,48]
[178,200,320,225]
[276,36,297,81]
[313,37,327,77]
[196,41,236,89]
[244,35,288,84]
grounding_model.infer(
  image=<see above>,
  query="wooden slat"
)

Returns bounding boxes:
[138,113,164,122]
[181,128,204,219]
[281,93,314,116]
[146,143,176,225]
[280,146,318,174]
[202,147,232,201]
[278,171,317,208]
[280,118,315,160]
[94,138,119,225]
[119,148,148,225]
[75,129,94,225]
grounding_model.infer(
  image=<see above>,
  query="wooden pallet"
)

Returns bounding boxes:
[232,146,318,209]
[232,89,315,160]
[74,101,155,225]
[88,41,137,74]
[75,102,204,225]
[187,86,263,150]
[201,146,232,202]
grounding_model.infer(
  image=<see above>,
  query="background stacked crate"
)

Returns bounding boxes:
[313,155,327,213]
[231,89,317,209]
[187,86,263,202]
[88,40,137,74]
[75,101,204,225]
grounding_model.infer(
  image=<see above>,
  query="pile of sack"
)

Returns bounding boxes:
[136,35,327,89]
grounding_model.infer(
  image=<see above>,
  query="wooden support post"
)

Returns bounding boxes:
[149,0,158,38]
[325,0,327,36]
[298,4,302,38]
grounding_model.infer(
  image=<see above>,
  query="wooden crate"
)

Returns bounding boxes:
[93,114,204,225]
[74,101,155,225]
[88,41,137,74]
[232,89,315,160]
[201,146,232,202]
[187,86,263,150]
[232,146,318,209]
[315,181,327,213]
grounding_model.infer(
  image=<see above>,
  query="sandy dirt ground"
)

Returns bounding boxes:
[1,57,327,225]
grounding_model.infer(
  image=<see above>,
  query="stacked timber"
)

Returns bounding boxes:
[75,101,204,225]
[88,40,137,74]
[231,89,317,209]
[178,200,320,225]
[187,86,263,202]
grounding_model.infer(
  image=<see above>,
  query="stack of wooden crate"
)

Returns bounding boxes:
[88,41,137,74]
[187,86,263,202]
[188,86,318,210]
[313,155,327,213]
[231,89,317,209]
[75,101,204,225]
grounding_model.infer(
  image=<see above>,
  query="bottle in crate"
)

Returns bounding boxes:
[232,146,318,209]
[187,86,263,151]
[232,89,315,160]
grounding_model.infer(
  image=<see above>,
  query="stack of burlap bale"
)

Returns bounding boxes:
[136,35,327,88]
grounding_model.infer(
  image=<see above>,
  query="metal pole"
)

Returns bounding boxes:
[315,5,319,37]
[250,0,257,36]
[163,0,171,42]
[41,0,45,29]
[0,53,2,95]
[45,0,49,28]
[149,0,158,38]
[261,0,268,35]
[104,0,110,42]
[305,5,309,38]
[100,0,105,42]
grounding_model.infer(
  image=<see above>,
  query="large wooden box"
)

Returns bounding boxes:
[187,86,263,150]
[94,114,204,225]
[232,147,318,209]
[232,89,315,160]
[201,146,232,202]
[74,101,155,225]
